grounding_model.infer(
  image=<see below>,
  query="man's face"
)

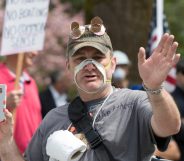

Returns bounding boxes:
[67,46,116,93]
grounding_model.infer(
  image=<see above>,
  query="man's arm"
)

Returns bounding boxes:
[138,33,181,137]
[0,109,25,161]
[149,89,181,137]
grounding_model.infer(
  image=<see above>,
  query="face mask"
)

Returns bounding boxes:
[113,68,126,81]
[74,59,109,94]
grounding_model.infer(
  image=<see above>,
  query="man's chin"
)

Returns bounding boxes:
[82,85,104,93]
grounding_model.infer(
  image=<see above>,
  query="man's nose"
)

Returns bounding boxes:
[84,63,95,71]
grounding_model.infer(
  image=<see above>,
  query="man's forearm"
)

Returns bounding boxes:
[0,140,24,161]
[149,89,181,137]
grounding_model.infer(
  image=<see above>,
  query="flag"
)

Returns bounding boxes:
[146,0,176,93]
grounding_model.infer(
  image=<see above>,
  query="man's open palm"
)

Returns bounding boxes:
[138,33,180,89]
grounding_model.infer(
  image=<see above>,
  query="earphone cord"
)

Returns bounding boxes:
[92,87,113,128]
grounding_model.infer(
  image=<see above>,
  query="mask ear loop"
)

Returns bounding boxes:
[74,59,107,94]
[104,59,112,83]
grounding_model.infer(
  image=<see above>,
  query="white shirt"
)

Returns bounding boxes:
[49,85,68,107]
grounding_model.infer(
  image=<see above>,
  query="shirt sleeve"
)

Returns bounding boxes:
[152,130,171,151]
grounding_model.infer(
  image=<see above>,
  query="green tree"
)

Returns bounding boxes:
[165,0,184,57]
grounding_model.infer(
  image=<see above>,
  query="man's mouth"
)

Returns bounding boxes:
[84,74,97,81]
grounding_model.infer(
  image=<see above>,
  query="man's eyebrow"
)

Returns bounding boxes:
[73,55,84,59]
[94,51,103,55]
[73,51,85,57]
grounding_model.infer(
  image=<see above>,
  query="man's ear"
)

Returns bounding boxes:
[66,60,70,69]
[111,56,117,72]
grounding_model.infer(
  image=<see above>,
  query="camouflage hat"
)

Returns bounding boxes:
[66,17,113,57]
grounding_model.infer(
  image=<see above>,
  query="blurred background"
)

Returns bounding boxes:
[0,0,184,91]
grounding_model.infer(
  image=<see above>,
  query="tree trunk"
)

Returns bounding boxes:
[85,0,153,85]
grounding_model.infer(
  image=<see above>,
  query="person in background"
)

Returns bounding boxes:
[0,17,181,161]
[172,59,184,120]
[39,70,71,118]
[112,50,131,88]
[0,52,42,154]
[171,59,184,161]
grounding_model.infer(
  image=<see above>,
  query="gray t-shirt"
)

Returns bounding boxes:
[24,88,170,161]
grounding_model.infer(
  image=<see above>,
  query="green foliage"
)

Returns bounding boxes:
[165,0,184,57]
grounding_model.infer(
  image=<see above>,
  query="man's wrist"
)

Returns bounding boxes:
[142,82,163,95]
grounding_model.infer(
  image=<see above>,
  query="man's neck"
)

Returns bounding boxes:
[79,85,113,102]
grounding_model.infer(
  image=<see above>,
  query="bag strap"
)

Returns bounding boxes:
[68,96,116,161]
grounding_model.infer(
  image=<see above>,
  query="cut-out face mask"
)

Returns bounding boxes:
[74,59,108,94]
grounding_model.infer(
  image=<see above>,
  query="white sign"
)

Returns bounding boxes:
[0,0,50,56]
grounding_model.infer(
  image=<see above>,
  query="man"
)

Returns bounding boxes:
[40,70,71,118]
[0,52,42,154]
[0,17,181,161]
[112,50,131,88]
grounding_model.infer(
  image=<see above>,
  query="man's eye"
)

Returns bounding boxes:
[78,57,86,61]
[93,57,103,61]
[74,57,85,62]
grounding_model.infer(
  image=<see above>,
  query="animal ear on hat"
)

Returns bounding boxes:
[90,16,103,33]
[70,22,82,38]
[90,17,106,36]
[71,22,80,30]
[91,16,103,25]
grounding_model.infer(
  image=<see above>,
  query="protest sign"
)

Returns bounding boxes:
[0,0,50,55]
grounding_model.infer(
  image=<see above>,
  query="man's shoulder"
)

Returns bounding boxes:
[43,104,69,120]
[40,104,70,132]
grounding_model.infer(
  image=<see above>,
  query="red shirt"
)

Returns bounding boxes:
[0,63,42,153]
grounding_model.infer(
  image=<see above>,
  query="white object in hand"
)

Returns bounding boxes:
[46,130,87,161]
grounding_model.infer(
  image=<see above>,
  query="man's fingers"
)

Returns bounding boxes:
[162,35,174,57]
[154,33,169,53]
[172,54,181,66]
[166,42,178,60]
[0,109,13,126]
[138,47,146,65]
[3,109,13,121]
[12,90,23,96]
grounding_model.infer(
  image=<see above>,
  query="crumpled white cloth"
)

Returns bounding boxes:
[46,130,87,161]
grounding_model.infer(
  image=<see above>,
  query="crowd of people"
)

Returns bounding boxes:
[0,16,183,161]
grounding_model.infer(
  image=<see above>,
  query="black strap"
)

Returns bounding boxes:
[68,96,116,161]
